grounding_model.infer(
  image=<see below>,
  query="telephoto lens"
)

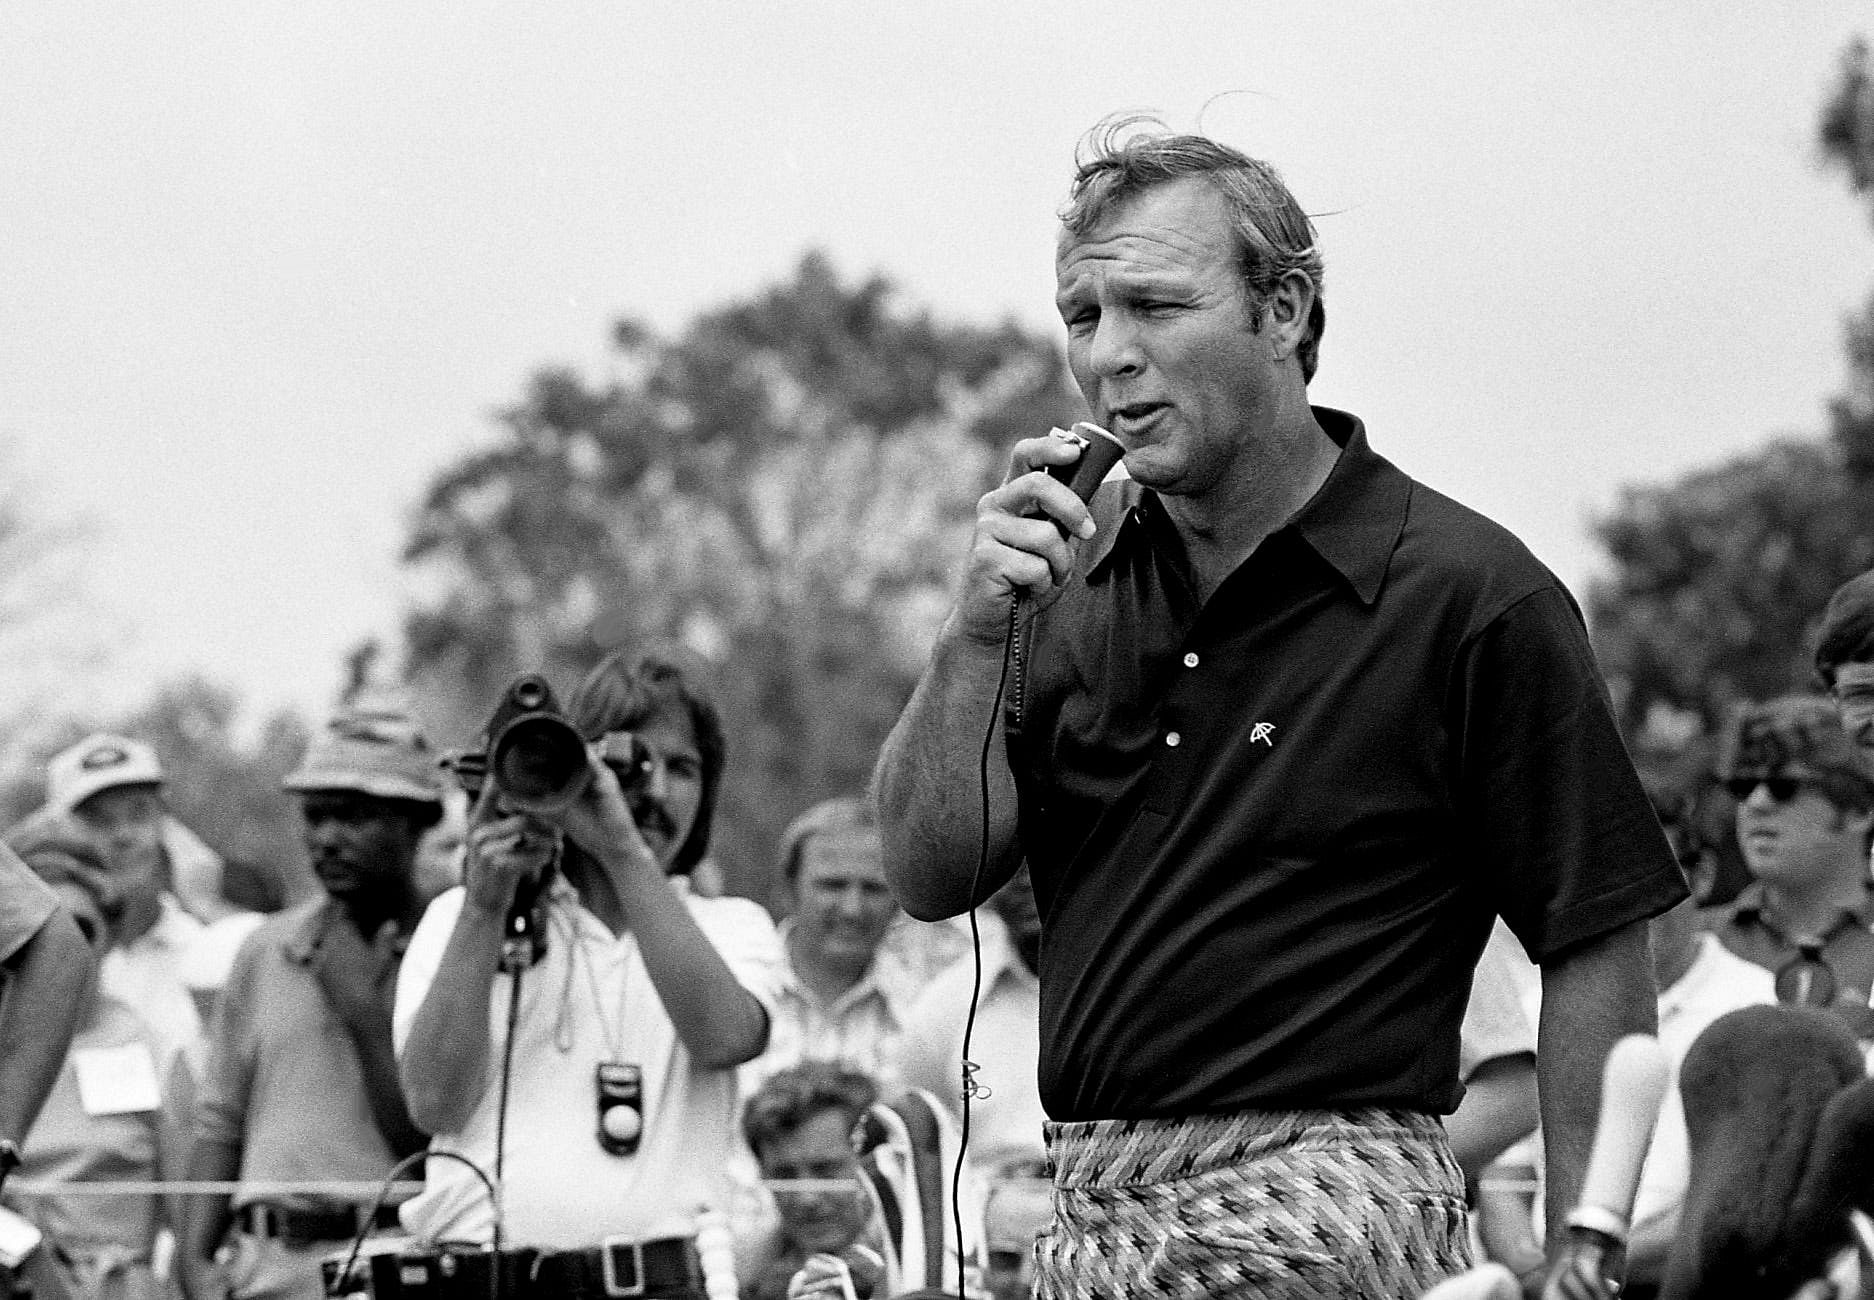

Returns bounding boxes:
[486,676,590,813]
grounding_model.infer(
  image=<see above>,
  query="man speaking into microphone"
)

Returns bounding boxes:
[873,117,1687,1298]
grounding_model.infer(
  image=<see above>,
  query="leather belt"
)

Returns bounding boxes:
[531,1236,702,1299]
[237,1202,401,1244]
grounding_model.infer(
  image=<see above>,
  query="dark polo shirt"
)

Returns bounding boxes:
[1005,408,1684,1121]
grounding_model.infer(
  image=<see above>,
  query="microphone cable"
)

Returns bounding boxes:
[948,593,1021,1300]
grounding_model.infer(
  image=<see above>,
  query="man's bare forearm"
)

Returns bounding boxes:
[874,619,1025,920]
[179,1135,241,1300]
[0,911,92,1140]
[606,845,767,1068]
[399,905,500,1136]
[1536,920,1657,1248]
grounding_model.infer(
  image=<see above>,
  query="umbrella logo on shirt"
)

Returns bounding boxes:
[1249,722,1275,747]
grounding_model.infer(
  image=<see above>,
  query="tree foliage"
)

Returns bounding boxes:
[397,252,1080,899]
[1588,36,1874,735]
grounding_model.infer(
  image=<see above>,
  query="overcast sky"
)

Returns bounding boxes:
[3,3,1871,726]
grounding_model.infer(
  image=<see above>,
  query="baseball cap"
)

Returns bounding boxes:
[282,705,442,805]
[1816,568,1874,688]
[46,734,164,814]
[1718,694,1874,807]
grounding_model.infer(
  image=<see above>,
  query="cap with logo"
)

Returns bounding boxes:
[46,734,164,814]
[1718,694,1874,808]
[283,705,443,805]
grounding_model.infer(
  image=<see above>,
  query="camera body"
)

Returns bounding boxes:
[445,675,659,814]
[446,675,589,816]
[322,1245,538,1300]
[443,676,660,969]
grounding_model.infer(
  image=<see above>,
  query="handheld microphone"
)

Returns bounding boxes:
[1553,1034,1672,1299]
[1043,421,1127,508]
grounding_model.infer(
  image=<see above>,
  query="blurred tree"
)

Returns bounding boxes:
[399,252,1079,901]
[118,677,314,905]
[1589,36,1874,735]
[0,447,104,735]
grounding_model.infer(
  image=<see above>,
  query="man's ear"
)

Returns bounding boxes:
[1263,269,1317,365]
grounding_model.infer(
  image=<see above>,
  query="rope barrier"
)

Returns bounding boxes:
[6,1177,875,1196]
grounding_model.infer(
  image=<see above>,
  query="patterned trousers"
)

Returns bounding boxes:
[1033,1106,1472,1299]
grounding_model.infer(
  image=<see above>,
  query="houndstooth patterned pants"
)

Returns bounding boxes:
[1033,1106,1472,1299]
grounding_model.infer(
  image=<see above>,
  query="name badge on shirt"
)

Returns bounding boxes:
[72,1043,162,1116]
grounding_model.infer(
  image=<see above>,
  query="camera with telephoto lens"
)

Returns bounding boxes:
[444,676,658,969]
[447,675,589,816]
[447,675,658,814]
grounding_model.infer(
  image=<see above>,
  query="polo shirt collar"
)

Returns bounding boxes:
[1084,406,1409,607]
[281,895,416,964]
[282,897,344,965]
[1724,879,1874,929]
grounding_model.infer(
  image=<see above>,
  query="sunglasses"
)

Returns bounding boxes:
[1723,776,1810,803]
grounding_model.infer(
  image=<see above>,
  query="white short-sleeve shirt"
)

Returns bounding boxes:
[393,876,784,1249]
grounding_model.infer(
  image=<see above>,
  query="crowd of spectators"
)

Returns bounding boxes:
[0,566,1872,1300]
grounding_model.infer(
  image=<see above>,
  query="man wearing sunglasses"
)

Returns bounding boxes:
[1815,567,1874,784]
[1707,694,1874,1038]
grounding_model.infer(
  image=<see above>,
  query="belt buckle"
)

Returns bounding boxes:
[599,1236,646,1298]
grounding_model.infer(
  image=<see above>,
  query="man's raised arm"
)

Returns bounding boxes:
[875,626,1024,920]
[873,432,1101,920]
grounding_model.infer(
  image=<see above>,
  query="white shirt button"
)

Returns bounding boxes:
[1165,731,1182,748]
[1183,652,1199,668]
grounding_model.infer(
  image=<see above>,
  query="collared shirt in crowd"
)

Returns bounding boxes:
[893,910,1045,1175]
[104,893,211,1078]
[13,993,167,1285]
[1006,407,1686,1120]
[1512,933,1778,1250]
[1631,934,1777,1239]
[393,875,785,1250]
[195,896,404,1215]
[1706,881,1874,1037]
[744,917,924,1092]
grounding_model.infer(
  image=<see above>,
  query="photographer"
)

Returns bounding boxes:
[393,651,783,1295]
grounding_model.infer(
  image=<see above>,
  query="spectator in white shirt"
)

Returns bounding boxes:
[747,798,918,1089]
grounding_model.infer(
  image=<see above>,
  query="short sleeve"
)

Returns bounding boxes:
[689,895,785,1022]
[0,844,57,965]
[393,886,465,1054]
[1455,586,1687,959]
[194,923,265,1147]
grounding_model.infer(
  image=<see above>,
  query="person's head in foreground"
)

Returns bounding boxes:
[566,648,726,877]
[1054,117,1326,505]
[778,797,898,986]
[743,1060,879,1259]
[282,705,443,919]
[1719,695,1874,902]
